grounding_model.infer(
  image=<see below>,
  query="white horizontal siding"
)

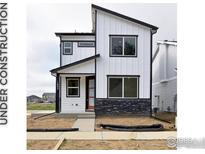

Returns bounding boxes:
[61,35,95,41]
[58,60,95,74]
[96,10,151,98]
[61,42,95,66]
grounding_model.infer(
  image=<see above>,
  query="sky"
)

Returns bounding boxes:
[27,3,177,97]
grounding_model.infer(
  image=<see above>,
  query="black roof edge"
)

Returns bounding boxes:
[50,54,100,73]
[92,4,158,30]
[55,32,95,36]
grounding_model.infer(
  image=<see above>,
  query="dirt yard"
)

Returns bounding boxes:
[27,139,175,150]
[27,140,58,150]
[59,139,175,150]
[27,115,76,129]
[154,112,176,123]
[95,116,175,131]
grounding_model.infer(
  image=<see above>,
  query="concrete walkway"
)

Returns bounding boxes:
[27,110,55,116]
[27,131,176,140]
[72,118,95,132]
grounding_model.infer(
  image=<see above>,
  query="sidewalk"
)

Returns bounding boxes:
[27,110,55,116]
[27,131,176,140]
[72,118,95,132]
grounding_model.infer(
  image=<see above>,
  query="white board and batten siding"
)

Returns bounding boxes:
[59,35,95,113]
[96,10,151,99]
[57,60,95,74]
[60,74,86,113]
[60,35,95,66]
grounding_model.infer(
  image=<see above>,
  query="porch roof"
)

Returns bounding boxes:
[50,54,100,74]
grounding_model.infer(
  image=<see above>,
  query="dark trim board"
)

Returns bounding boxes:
[55,74,60,113]
[50,54,100,73]
[59,75,61,112]
[59,73,95,75]
[94,10,97,108]
[61,40,95,42]
[150,30,153,115]
[109,34,138,37]
[56,32,95,36]
[107,75,140,77]
[77,41,95,47]
[92,4,158,30]
[60,39,62,66]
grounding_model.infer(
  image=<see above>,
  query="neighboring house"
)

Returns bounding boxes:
[42,93,55,103]
[27,95,42,103]
[50,4,158,115]
[152,40,177,113]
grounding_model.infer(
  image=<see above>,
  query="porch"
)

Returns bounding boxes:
[50,54,100,114]
[58,74,95,113]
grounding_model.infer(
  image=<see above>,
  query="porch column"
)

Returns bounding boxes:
[55,73,60,113]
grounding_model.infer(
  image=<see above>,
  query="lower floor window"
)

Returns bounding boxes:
[108,76,139,98]
[66,77,80,97]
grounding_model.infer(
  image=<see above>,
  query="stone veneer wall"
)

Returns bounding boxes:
[95,98,151,116]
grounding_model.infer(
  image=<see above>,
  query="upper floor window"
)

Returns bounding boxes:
[63,42,73,55]
[78,41,95,47]
[110,35,137,57]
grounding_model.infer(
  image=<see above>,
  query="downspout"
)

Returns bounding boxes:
[164,44,168,81]
[150,29,158,116]
[94,9,97,112]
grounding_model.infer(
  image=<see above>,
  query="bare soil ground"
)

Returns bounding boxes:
[59,139,175,150]
[154,112,176,123]
[27,115,76,129]
[95,116,175,131]
[27,140,58,150]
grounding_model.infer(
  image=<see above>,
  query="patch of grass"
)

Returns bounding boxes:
[27,103,55,110]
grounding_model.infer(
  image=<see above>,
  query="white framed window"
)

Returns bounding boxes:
[110,35,137,57]
[78,41,95,47]
[108,76,139,98]
[66,77,80,97]
[63,42,73,55]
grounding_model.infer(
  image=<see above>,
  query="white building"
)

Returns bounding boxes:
[50,4,158,115]
[152,40,177,113]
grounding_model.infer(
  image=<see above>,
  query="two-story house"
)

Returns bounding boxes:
[50,4,158,116]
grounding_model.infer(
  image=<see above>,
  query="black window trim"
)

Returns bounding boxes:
[109,35,138,57]
[66,77,80,97]
[77,41,95,47]
[107,75,140,99]
[63,42,73,55]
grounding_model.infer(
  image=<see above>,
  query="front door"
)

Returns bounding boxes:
[86,76,95,111]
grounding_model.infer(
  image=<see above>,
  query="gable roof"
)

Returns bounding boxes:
[50,54,100,73]
[92,4,158,31]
